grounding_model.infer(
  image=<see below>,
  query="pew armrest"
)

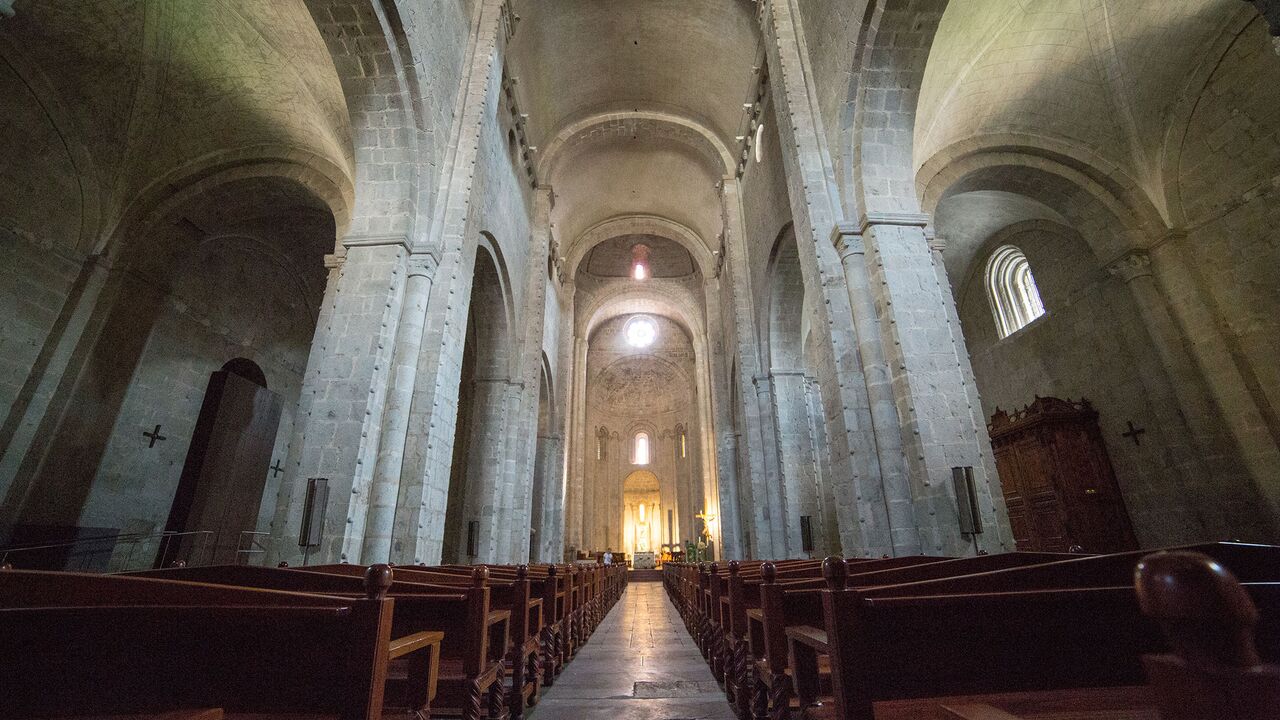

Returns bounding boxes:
[787,624,829,708]
[389,630,445,659]
[785,624,829,652]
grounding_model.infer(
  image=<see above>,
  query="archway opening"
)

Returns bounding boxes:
[442,244,513,563]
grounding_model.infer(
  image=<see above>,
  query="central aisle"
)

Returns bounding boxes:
[528,580,736,719]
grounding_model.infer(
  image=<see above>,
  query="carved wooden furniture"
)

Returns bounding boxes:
[989,396,1137,553]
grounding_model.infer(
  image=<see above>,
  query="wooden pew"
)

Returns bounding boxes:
[128,563,505,717]
[807,543,1280,720]
[0,565,423,720]
[741,556,956,720]
[304,563,514,720]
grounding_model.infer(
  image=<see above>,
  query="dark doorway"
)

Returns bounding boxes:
[161,360,281,565]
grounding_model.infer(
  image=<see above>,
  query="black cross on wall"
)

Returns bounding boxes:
[1121,420,1147,446]
[270,459,285,477]
[143,424,166,448]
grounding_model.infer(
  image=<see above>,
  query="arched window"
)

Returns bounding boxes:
[633,432,650,465]
[986,245,1045,338]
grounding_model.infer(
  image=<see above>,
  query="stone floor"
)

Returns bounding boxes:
[527,580,736,720]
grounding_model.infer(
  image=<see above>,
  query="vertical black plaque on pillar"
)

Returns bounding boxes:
[298,478,329,547]
[467,520,480,558]
[800,515,814,554]
[952,466,983,535]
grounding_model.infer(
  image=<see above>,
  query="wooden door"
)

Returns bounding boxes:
[164,370,282,565]
[989,397,1136,553]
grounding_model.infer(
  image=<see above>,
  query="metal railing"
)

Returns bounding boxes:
[0,530,216,572]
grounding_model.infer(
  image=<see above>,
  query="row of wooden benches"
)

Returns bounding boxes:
[664,542,1280,720]
[0,559,627,719]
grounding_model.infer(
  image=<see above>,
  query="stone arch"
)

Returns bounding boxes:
[0,32,103,255]
[303,0,430,240]
[537,110,735,181]
[919,146,1165,262]
[1157,6,1261,229]
[221,358,268,389]
[761,223,804,372]
[103,152,352,270]
[840,0,948,216]
[565,215,718,284]
[918,139,1166,251]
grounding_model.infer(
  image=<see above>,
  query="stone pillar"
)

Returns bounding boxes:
[697,286,737,558]
[759,0,892,557]
[858,215,1005,555]
[771,371,825,557]
[928,237,1011,551]
[1108,249,1278,538]
[502,188,552,561]
[0,262,171,529]
[361,253,436,563]
[832,227,918,554]
[564,336,588,553]
[755,375,792,556]
[717,178,774,558]
[270,240,405,565]
[542,433,566,561]
[386,0,507,565]
[804,375,840,553]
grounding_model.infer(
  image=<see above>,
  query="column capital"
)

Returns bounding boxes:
[1106,250,1154,283]
[341,233,412,252]
[927,235,948,254]
[323,253,345,270]
[858,211,932,234]
[831,222,865,259]
[406,253,438,279]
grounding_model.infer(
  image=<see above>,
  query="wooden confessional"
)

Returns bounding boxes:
[988,396,1137,553]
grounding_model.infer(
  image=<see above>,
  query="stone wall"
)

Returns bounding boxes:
[955,222,1271,545]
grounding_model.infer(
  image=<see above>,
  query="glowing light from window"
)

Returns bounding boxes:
[624,316,657,348]
[639,503,646,522]
[634,432,650,465]
[631,243,650,281]
[986,245,1046,338]
[754,122,765,163]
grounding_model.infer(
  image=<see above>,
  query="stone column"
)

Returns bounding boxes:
[756,375,792,556]
[832,226,918,554]
[361,253,436,563]
[387,0,507,565]
[928,237,1011,551]
[270,240,405,565]
[1108,249,1277,538]
[502,188,552,561]
[804,375,840,552]
[564,336,588,553]
[859,215,1005,556]
[718,177,778,559]
[759,0,892,557]
[697,287,738,558]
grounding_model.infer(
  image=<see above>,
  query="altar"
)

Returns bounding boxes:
[632,551,656,570]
